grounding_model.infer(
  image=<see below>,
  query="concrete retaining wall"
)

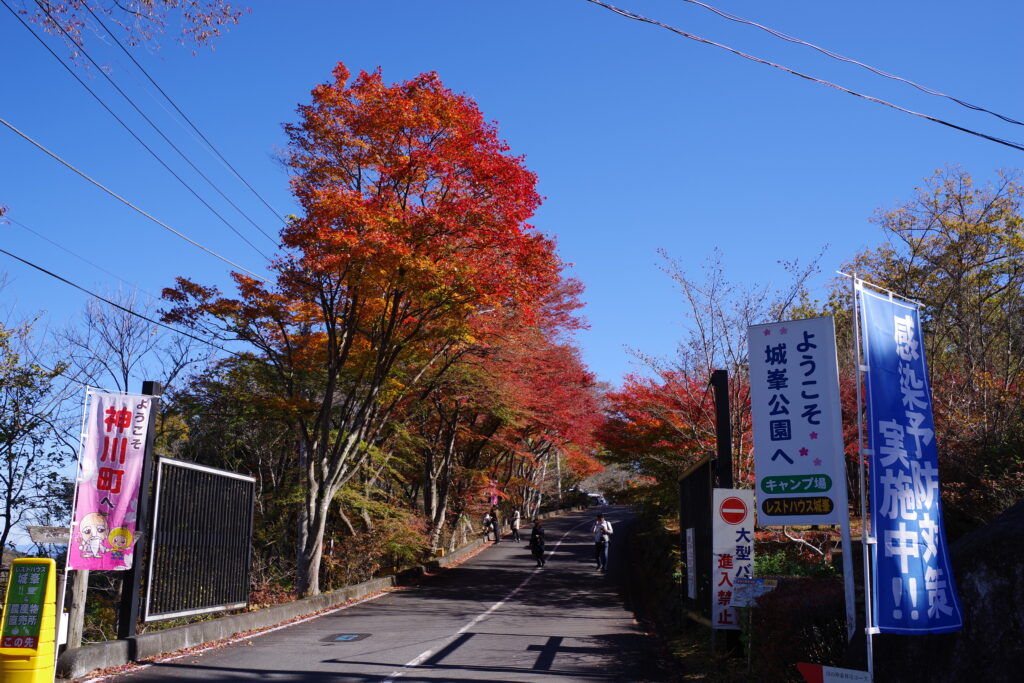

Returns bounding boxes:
[56,506,585,680]
[56,575,396,680]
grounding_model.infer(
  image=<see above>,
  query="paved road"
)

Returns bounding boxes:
[101,506,666,682]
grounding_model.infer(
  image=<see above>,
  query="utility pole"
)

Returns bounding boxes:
[710,369,733,488]
[709,368,739,654]
[117,381,161,643]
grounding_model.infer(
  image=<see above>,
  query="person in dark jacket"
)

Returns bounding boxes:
[529,519,546,567]
[490,506,501,544]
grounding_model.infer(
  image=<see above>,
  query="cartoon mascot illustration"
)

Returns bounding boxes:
[77,512,109,559]
[108,527,133,562]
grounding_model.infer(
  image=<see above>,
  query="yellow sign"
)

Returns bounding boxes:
[0,558,57,683]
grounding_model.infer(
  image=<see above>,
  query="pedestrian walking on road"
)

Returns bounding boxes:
[490,506,501,543]
[593,513,613,571]
[529,519,546,567]
[482,512,494,542]
[510,508,521,543]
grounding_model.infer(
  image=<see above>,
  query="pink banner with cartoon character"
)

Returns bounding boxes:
[68,390,153,571]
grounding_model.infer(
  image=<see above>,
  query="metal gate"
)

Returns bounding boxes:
[144,457,255,621]
[679,455,713,622]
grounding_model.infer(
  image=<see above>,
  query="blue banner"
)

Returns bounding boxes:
[859,284,962,634]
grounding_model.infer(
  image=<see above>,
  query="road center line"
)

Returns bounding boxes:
[382,515,592,682]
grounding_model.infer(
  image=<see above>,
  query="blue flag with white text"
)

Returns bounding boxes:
[858,284,962,634]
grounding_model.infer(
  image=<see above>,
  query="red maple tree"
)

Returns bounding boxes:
[164,64,566,594]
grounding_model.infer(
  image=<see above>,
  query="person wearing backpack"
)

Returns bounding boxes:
[592,513,613,571]
[529,519,546,567]
[489,506,501,544]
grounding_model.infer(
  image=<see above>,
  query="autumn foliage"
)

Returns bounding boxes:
[163,64,598,595]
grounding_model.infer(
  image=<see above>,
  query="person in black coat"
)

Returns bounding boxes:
[529,519,546,567]
[490,506,501,544]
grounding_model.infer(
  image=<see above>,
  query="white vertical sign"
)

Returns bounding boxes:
[748,316,848,526]
[685,528,696,599]
[712,488,754,630]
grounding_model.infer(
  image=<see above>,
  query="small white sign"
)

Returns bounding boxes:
[823,666,872,683]
[729,577,778,607]
[798,662,873,683]
[685,528,696,599]
[712,488,755,630]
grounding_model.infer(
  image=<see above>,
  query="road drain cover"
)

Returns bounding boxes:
[323,633,371,642]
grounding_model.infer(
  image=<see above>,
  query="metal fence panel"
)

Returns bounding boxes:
[679,456,713,620]
[144,458,255,621]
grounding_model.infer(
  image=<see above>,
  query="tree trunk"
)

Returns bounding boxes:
[297,494,328,596]
[555,451,562,503]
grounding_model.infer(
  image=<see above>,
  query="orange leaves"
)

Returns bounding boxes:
[269,63,566,361]
[566,448,604,479]
[162,63,579,441]
[599,372,719,474]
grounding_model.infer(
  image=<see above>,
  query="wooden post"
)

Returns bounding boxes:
[66,569,88,649]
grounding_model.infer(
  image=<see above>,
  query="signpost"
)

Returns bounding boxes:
[0,558,57,683]
[748,317,849,526]
[26,527,70,545]
[748,316,857,639]
[711,488,754,631]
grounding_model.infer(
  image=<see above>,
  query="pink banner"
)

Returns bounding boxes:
[68,391,153,571]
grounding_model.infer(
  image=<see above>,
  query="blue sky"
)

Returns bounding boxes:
[2,0,1023,387]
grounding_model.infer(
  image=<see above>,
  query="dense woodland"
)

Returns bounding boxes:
[2,59,1023,648]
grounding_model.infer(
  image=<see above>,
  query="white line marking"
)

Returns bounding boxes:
[382,515,592,682]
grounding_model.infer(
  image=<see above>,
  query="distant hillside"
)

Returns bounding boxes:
[2,548,29,567]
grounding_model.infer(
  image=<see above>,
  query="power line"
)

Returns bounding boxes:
[677,0,1024,127]
[0,246,242,359]
[83,3,289,229]
[0,116,273,283]
[25,0,279,250]
[583,0,1024,153]
[1,0,272,261]
[3,214,163,302]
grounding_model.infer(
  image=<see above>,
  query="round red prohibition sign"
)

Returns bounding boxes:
[719,497,748,525]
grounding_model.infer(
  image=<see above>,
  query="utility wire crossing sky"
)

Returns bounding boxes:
[2,0,1022,384]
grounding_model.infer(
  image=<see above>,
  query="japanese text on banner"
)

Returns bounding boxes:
[859,285,962,634]
[68,390,152,571]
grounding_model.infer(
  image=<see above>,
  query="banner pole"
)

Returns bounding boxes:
[62,386,93,654]
[852,277,875,676]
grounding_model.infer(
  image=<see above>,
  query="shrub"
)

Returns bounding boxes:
[746,577,846,682]
[320,513,430,588]
[755,547,837,579]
